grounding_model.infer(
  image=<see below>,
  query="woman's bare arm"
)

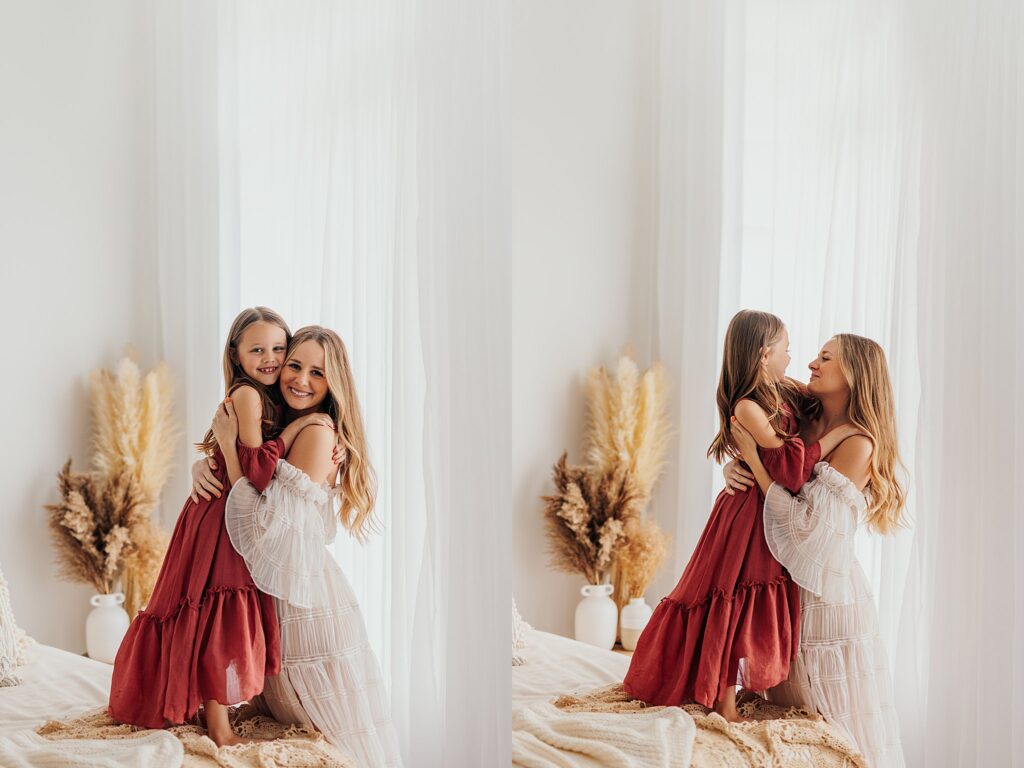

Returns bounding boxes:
[285,424,337,486]
[826,435,873,490]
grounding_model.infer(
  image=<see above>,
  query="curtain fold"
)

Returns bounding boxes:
[895,1,1024,764]
[414,0,510,762]
[153,0,225,524]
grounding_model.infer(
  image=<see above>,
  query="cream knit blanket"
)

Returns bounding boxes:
[514,684,868,768]
[36,703,353,768]
[513,698,695,768]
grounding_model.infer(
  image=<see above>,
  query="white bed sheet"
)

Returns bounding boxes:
[512,630,695,768]
[512,626,630,708]
[0,642,183,767]
[512,629,630,707]
[0,643,111,733]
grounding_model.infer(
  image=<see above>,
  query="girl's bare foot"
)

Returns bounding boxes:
[208,729,257,747]
[713,687,752,723]
[204,698,256,747]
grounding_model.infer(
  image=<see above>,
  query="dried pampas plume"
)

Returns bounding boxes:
[45,461,147,595]
[88,354,177,616]
[618,517,670,599]
[542,454,640,585]
[585,356,670,507]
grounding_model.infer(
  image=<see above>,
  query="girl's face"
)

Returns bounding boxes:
[235,321,288,386]
[807,339,849,396]
[280,340,329,412]
[761,327,791,382]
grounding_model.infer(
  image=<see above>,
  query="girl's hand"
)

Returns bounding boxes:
[730,416,760,463]
[212,399,239,450]
[332,442,348,467]
[722,458,755,496]
[190,457,222,503]
[299,412,335,432]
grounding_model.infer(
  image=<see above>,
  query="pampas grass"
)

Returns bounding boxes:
[45,461,147,595]
[585,357,670,507]
[543,352,672,603]
[47,354,176,614]
[90,356,176,616]
[542,454,640,585]
[617,517,670,599]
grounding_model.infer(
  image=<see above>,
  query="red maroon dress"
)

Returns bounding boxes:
[108,438,285,728]
[623,408,820,707]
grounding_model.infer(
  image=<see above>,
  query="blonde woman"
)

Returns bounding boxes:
[205,326,402,766]
[726,334,905,768]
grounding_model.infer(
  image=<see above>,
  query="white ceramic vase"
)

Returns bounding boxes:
[619,596,653,651]
[574,583,617,650]
[86,592,130,664]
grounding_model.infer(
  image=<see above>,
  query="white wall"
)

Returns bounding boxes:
[504,1,656,636]
[0,1,158,652]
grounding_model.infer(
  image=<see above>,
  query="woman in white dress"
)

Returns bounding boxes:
[209,325,403,767]
[725,333,905,768]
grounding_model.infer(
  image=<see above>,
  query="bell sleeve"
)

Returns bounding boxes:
[763,461,866,605]
[224,460,333,609]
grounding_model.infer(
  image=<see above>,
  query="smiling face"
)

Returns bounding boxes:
[233,321,288,386]
[807,338,850,396]
[280,339,329,412]
[761,327,791,383]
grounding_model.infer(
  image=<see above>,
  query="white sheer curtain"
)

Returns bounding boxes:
[153,1,507,764]
[894,1,1024,764]
[153,0,226,525]
[650,0,1023,764]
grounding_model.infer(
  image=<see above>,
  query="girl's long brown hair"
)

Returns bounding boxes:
[196,307,291,455]
[707,310,803,463]
[832,334,907,533]
[288,326,378,541]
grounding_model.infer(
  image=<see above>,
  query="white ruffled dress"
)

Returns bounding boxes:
[226,461,402,768]
[763,462,904,768]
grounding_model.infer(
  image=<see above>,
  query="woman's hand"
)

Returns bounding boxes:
[190,457,223,503]
[212,399,239,451]
[730,416,760,463]
[722,458,755,496]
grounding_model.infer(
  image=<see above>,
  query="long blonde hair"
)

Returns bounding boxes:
[196,307,291,455]
[708,310,803,463]
[287,326,377,541]
[832,334,906,533]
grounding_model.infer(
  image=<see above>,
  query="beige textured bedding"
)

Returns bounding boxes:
[513,629,867,768]
[37,703,351,768]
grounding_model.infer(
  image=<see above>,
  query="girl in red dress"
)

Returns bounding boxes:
[108,307,332,745]
[622,310,863,721]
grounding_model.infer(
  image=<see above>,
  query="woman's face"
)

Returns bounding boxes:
[807,339,849,396]
[762,327,791,382]
[280,340,329,412]
[234,321,287,386]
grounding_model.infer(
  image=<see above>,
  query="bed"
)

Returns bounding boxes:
[0,639,350,767]
[0,640,183,767]
[512,628,867,768]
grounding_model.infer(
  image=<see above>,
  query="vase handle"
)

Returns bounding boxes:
[113,592,125,605]
[580,584,615,598]
[90,595,103,607]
